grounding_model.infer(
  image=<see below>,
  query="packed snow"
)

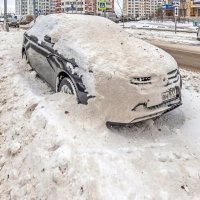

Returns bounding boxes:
[0,28,200,200]
[125,28,200,46]
[121,20,200,45]
[121,20,198,32]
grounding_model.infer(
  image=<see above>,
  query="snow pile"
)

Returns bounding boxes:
[0,30,200,200]
[121,20,198,32]
[126,28,200,45]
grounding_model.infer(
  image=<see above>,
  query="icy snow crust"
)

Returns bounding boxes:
[27,14,179,123]
[0,30,200,200]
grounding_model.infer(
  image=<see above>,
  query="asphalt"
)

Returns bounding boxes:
[148,41,200,72]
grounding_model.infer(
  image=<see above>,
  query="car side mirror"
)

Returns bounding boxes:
[44,35,52,43]
[30,35,38,43]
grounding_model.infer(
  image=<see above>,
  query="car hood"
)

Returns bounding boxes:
[53,31,178,78]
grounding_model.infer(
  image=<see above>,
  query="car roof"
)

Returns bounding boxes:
[28,14,121,42]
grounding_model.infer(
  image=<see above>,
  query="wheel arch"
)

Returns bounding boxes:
[56,71,76,93]
[22,46,26,59]
[56,71,89,105]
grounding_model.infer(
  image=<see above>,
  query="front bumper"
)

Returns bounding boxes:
[106,97,182,128]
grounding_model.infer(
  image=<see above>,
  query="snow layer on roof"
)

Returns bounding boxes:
[27,14,177,75]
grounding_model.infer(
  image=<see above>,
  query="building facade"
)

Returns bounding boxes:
[61,0,114,14]
[191,0,200,16]
[15,0,114,16]
[123,0,163,18]
[61,0,85,14]
[55,0,62,13]
[15,0,28,15]
[15,0,56,16]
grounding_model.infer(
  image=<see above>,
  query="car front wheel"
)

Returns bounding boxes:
[59,77,78,99]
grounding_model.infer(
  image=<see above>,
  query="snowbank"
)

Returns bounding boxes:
[126,28,200,45]
[0,30,200,200]
[121,20,198,32]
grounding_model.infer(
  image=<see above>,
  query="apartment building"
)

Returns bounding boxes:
[61,0,85,13]
[191,0,200,16]
[123,0,163,17]
[61,0,114,14]
[15,0,56,15]
[16,0,114,16]
[55,0,62,13]
[85,0,94,13]
[15,0,28,15]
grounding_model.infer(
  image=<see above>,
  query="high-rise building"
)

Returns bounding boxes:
[61,0,114,14]
[15,0,56,16]
[15,0,114,16]
[55,0,62,13]
[85,0,94,14]
[15,0,28,15]
[61,0,85,14]
[123,0,163,18]
[191,0,200,16]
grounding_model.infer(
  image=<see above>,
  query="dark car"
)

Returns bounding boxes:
[22,14,182,126]
[22,33,88,104]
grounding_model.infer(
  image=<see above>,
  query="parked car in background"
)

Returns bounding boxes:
[19,15,34,25]
[197,26,200,41]
[22,14,182,127]
[106,12,119,23]
[7,15,19,28]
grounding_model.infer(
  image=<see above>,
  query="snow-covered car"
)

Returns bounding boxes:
[197,26,200,40]
[22,14,182,127]
[19,15,34,25]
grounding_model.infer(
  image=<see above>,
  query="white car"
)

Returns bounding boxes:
[23,14,182,127]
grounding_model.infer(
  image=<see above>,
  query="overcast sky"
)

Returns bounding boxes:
[0,0,15,14]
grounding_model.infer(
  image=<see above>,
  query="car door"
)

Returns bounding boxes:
[27,35,56,88]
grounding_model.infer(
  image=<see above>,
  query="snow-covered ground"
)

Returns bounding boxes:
[121,20,200,45]
[120,20,198,32]
[125,28,200,45]
[0,30,200,200]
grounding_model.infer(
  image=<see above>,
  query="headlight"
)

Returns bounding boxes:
[130,76,151,85]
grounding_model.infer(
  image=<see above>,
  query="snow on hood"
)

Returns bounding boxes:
[27,14,178,78]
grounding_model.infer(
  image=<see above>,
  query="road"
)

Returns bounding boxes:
[148,41,200,72]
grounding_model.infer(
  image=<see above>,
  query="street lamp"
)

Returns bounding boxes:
[4,0,9,31]
[33,0,36,22]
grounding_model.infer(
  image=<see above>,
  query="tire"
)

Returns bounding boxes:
[59,77,78,100]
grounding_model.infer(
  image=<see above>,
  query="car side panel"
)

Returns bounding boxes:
[23,34,89,104]
[26,39,56,88]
